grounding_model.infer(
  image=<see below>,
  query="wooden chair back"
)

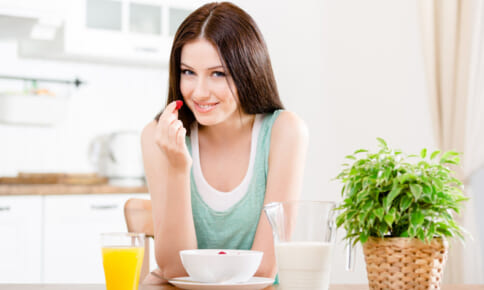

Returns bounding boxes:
[124,198,154,282]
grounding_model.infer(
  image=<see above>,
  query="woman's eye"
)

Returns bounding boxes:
[212,71,226,77]
[181,69,194,75]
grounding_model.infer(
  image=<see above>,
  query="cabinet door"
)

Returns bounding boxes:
[0,196,42,283]
[43,193,149,283]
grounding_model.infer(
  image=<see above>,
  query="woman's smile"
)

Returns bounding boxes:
[193,101,220,113]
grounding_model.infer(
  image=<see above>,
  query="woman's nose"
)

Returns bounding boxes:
[192,78,210,99]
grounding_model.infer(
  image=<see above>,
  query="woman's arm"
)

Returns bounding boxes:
[251,111,309,278]
[141,101,197,280]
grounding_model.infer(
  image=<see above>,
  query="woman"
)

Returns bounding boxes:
[141,1,308,283]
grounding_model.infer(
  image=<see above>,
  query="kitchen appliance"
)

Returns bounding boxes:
[88,131,145,186]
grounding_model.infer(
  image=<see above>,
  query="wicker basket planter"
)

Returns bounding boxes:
[362,237,449,290]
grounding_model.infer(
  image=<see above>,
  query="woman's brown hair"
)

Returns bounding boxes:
[155,2,284,131]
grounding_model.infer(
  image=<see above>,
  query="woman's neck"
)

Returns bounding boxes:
[198,113,255,145]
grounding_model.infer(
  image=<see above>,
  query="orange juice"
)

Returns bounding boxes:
[102,246,144,290]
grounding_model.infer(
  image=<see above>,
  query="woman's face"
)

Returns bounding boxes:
[179,38,239,127]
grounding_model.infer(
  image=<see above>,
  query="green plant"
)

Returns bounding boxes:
[335,138,468,246]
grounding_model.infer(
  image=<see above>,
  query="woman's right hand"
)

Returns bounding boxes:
[154,101,192,170]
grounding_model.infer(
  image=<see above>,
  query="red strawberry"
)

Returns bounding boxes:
[218,251,227,255]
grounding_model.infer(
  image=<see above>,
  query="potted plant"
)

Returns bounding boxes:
[335,138,468,290]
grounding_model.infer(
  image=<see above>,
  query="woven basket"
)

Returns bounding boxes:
[362,237,448,290]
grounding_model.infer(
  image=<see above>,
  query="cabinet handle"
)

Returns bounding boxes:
[90,204,118,210]
[0,206,11,211]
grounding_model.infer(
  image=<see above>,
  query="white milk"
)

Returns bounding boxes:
[275,241,333,290]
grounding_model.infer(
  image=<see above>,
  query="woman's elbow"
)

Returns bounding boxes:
[256,264,277,279]
[155,256,187,279]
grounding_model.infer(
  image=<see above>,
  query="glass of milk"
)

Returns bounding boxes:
[264,201,339,290]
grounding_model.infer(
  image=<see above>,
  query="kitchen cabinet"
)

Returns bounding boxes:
[0,1,64,40]
[0,0,67,19]
[0,192,150,283]
[0,196,42,283]
[43,193,149,283]
[18,0,195,67]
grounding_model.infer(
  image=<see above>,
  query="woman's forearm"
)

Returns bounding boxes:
[151,166,197,279]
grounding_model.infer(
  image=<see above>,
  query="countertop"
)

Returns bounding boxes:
[0,184,148,196]
[0,284,483,290]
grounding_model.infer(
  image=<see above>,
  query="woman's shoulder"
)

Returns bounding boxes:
[271,110,309,142]
[141,120,158,147]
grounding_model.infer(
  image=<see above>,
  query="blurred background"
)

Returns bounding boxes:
[0,0,483,286]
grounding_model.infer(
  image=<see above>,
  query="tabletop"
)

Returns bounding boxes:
[1,284,483,290]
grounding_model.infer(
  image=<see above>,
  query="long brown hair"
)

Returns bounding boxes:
[155,2,284,131]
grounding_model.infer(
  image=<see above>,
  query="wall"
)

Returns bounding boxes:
[0,0,440,284]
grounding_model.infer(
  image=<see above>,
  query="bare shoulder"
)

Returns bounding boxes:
[141,120,158,151]
[141,120,158,146]
[271,110,309,144]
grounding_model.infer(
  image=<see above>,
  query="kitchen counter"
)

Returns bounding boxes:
[0,184,148,195]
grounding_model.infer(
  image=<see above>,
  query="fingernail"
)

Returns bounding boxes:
[175,100,183,110]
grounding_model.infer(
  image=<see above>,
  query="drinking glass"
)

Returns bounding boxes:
[101,232,145,290]
[264,201,338,290]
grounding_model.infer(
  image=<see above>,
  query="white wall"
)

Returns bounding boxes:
[319,0,435,282]
[0,0,441,284]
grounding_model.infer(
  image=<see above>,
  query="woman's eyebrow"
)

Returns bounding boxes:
[180,62,193,69]
[207,65,224,70]
[180,63,223,70]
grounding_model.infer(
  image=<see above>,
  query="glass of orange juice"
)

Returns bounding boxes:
[101,232,145,290]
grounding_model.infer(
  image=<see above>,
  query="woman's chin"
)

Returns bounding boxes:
[194,114,220,126]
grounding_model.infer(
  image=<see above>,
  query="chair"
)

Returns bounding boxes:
[124,198,154,282]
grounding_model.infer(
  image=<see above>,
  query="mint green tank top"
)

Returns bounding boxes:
[186,110,282,250]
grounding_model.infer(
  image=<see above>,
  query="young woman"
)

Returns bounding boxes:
[141,2,308,284]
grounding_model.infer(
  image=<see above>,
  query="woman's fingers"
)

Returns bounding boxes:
[156,101,181,141]
[177,127,187,148]
[153,100,190,167]
[155,101,186,154]
[168,120,183,142]
[157,102,178,126]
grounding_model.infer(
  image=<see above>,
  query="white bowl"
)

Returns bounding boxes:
[179,249,263,283]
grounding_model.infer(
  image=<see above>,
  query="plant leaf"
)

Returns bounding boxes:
[379,222,388,236]
[410,184,422,200]
[346,210,358,221]
[400,195,413,211]
[440,151,460,164]
[336,214,345,227]
[430,150,441,160]
[410,211,425,227]
[376,137,388,148]
[384,186,402,211]
[374,207,384,221]
[360,231,369,243]
[420,148,427,159]
[384,213,394,226]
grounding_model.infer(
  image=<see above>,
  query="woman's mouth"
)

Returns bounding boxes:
[194,101,219,113]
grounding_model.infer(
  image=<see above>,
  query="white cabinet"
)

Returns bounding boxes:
[0,0,64,40]
[43,193,149,283]
[0,196,42,283]
[18,0,195,66]
[0,0,68,19]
